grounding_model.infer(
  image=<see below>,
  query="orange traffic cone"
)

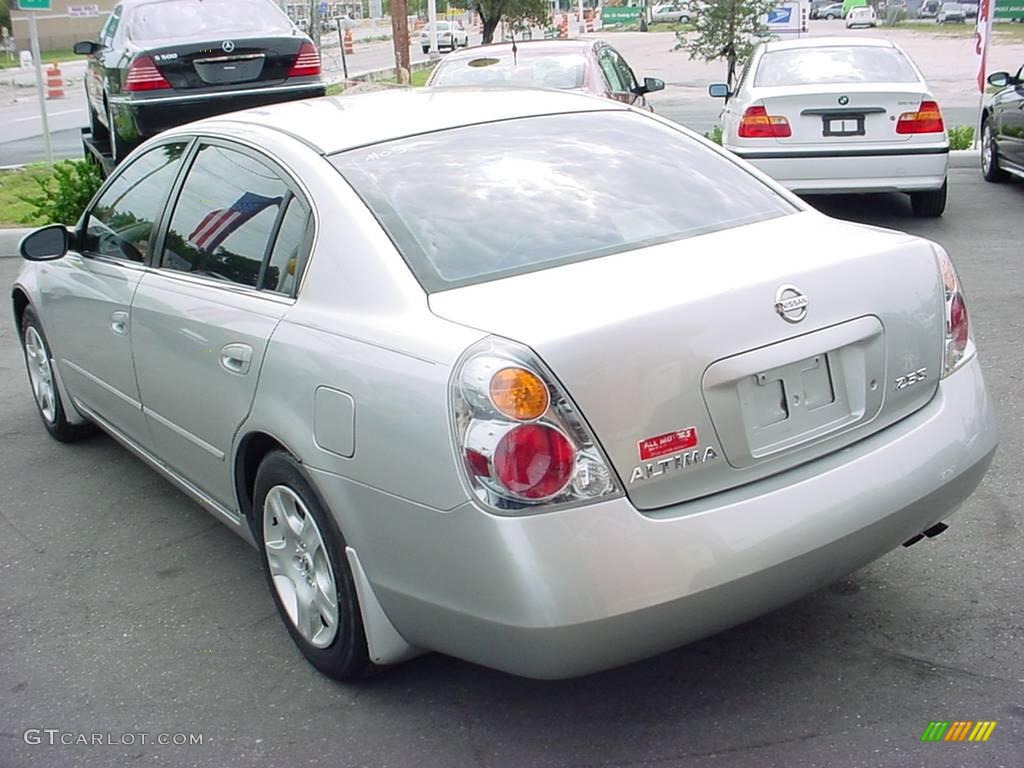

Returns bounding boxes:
[343,29,354,55]
[46,63,65,100]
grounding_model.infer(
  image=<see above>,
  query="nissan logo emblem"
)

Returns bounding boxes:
[775,285,809,323]
[222,40,235,53]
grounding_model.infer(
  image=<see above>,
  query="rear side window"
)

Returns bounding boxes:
[331,111,795,292]
[127,0,292,42]
[755,46,920,87]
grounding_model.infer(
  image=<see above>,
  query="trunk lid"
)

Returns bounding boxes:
[755,84,929,144]
[146,36,305,90]
[430,212,945,511]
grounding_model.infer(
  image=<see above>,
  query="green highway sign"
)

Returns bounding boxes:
[994,0,1024,19]
[16,0,53,10]
[601,6,642,24]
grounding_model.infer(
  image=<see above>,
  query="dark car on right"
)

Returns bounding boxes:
[982,66,1024,183]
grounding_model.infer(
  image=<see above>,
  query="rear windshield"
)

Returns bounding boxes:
[128,0,293,42]
[330,112,795,292]
[431,52,587,89]
[755,46,920,86]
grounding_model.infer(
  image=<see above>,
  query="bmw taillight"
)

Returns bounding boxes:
[451,338,621,512]
[124,55,171,92]
[288,42,321,77]
[935,246,972,377]
[896,100,945,134]
[738,105,791,138]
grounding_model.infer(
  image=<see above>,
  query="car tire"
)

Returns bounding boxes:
[421,46,429,54]
[88,98,108,143]
[910,179,947,218]
[254,450,376,681]
[106,101,133,163]
[20,306,94,443]
[981,118,1009,183]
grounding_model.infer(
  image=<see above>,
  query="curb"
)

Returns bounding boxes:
[0,228,30,259]
[949,148,979,169]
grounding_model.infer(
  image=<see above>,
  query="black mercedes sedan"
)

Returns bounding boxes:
[74,0,325,163]
[981,65,1024,183]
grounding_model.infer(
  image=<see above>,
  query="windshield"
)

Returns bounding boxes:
[755,46,919,86]
[431,52,588,89]
[127,0,293,42]
[330,112,795,292]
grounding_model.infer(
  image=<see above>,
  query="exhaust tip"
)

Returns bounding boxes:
[903,522,950,547]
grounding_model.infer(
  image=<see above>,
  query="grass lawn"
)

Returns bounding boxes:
[0,48,81,70]
[0,165,52,228]
[646,22,695,33]
[898,21,975,35]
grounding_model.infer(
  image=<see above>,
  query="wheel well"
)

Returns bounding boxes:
[11,288,30,333]
[235,432,287,523]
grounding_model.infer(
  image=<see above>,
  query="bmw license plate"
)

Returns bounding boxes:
[823,115,865,137]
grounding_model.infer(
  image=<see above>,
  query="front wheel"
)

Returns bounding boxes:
[254,451,376,680]
[910,179,947,218]
[981,119,1009,182]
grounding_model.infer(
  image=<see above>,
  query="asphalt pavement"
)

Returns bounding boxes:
[1,168,1022,768]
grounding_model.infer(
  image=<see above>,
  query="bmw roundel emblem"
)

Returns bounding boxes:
[838,95,850,106]
[222,40,235,53]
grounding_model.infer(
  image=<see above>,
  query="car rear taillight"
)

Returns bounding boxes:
[738,105,791,138]
[288,42,321,77]
[896,100,944,134]
[124,55,171,92]
[935,246,972,377]
[452,338,621,512]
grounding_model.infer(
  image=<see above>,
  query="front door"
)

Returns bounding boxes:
[130,140,312,508]
[40,141,189,446]
[995,68,1024,167]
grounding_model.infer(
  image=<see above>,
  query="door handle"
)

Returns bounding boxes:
[110,310,129,335]
[219,343,253,375]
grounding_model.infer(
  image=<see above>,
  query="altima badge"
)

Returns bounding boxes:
[222,40,235,53]
[629,447,719,484]
[774,285,808,323]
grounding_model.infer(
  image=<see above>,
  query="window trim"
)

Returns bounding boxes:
[151,136,314,298]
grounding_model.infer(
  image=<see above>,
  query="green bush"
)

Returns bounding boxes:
[947,125,974,151]
[19,160,104,226]
[704,125,723,145]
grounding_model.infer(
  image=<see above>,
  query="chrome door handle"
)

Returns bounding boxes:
[219,343,253,375]
[110,310,129,335]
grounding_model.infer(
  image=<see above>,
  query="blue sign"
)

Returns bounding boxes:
[319,1,328,14]
[768,7,793,22]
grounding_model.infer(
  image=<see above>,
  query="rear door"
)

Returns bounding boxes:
[130,139,312,508]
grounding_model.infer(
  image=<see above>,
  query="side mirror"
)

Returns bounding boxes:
[641,77,665,94]
[73,40,99,55]
[19,225,70,262]
[987,71,1011,88]
[708,83,730,98]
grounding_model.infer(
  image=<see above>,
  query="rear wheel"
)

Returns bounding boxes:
[910,179,947,218]
[981,118,1009,182]
[254,450,375,680]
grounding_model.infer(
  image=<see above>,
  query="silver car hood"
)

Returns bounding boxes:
[430,211,945,509]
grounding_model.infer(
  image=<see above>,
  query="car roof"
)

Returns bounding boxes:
[183,87,626,155]
[762,35,893,52]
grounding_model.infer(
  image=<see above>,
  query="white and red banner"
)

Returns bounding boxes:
[975,0,995,93]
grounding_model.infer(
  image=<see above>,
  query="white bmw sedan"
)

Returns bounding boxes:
[710,37,950,217]
[13,89,994,680]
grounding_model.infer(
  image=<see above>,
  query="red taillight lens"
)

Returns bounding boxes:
[896,100,944,134]
[738,105,791,138]
[935,246,971,378]
[124,55,171,92]
[493,424,575,500]
[949,292,969,354]
[288,42,321,77]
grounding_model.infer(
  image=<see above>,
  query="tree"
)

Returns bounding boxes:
[472,0,550,45]
[676,0,775,92]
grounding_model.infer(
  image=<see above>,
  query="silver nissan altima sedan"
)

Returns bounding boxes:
[12,88,997,680]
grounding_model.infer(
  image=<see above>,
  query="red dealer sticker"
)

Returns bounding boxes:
[638,428,698,461]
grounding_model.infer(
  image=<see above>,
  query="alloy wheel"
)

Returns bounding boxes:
[982,123,992,175]
[24,326,56,424]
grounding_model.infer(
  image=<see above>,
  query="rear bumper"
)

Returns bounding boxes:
[312,355,996,679]
[109,82,325,142]
[730,145,949,193]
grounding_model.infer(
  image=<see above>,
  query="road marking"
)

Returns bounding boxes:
[13,109,82,123]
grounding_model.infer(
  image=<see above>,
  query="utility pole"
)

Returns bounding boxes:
[428,0,438,56]
[308,0,321,49]
[391,0,411,81]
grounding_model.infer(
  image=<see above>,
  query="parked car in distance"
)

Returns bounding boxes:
[981,66,1024,182]
[960,0,979,17]
[919,0,940,17]
[74,0,324,164]
[937,2,966,21]
[651,2,692,23]
[845,5,878,25]
[709,36,950,216]
[427,39,665,110]
[419,20,469,53]
[818,3,845,18]
[13,87,996,681]
[808,0,834,19]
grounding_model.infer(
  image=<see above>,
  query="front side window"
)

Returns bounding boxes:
[160,144,289,287]
[608,48,638,92]
[597,49,624,91]
[100,6,121,47]
[82,142,188,262]
[755,46,920,87]
[331,111,795,292]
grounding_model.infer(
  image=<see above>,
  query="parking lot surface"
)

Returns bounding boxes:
[1,167,1022,768]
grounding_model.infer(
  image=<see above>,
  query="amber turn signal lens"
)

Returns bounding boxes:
[489,367,549,421]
